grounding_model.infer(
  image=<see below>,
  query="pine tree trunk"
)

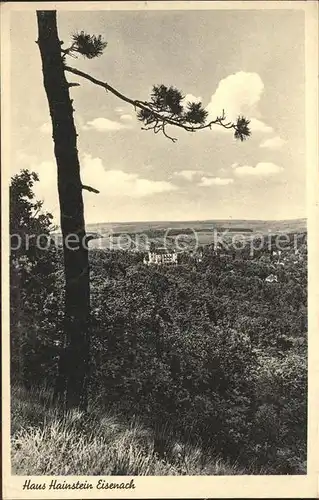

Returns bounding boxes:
[37,10,90,411]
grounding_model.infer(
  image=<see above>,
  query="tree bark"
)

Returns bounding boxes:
[37,10,90,411]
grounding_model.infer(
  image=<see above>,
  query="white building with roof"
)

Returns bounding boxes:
[143,248,178,266]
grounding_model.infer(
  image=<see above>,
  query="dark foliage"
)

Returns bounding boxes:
[184,101,209,124]
[10,175,307,473]
[10,170,62,389]
[151,84,184,116]
[70,31,107,59]
[136,85,251,142]
[234,115,251,141]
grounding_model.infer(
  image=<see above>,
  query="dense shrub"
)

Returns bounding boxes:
[10,170,64,388]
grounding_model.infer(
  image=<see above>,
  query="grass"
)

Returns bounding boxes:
[11,385,251,476]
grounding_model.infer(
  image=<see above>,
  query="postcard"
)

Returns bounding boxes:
[1,1,318,498]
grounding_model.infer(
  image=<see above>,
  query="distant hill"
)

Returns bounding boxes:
[52,219,307,251]
[86,218,307,236]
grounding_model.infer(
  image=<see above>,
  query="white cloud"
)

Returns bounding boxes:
[249,118,273,134]
[83,117,131,132]
[234,162,283,177]
[39,122,52,134]
[81,154,178,198]
[206,72,264,121]
[198,176,234,187]
[29,161,59,220]
[120,114,134,122]
[174,169,203,181]
[42,115,135,134]
[260,136,287,149]
[27,154,178,224]
[205,72,274,135]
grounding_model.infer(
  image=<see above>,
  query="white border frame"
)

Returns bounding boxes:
[1,2,318,498]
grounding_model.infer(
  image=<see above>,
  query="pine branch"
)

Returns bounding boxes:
[70,32,107,59]
[82,184,100,194]
[64,65,251,142]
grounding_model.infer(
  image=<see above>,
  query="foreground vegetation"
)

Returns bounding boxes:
[11,241,307,475]
[10,171,307,475]
[12,385,251,476]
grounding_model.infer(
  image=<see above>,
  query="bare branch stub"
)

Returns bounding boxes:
[82,184,100,194]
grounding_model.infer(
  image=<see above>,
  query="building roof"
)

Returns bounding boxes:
[149,248,176,254]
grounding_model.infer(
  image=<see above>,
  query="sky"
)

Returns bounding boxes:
[10,7,306,224]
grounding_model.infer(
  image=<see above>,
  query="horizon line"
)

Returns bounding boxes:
[85,216,307,225]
